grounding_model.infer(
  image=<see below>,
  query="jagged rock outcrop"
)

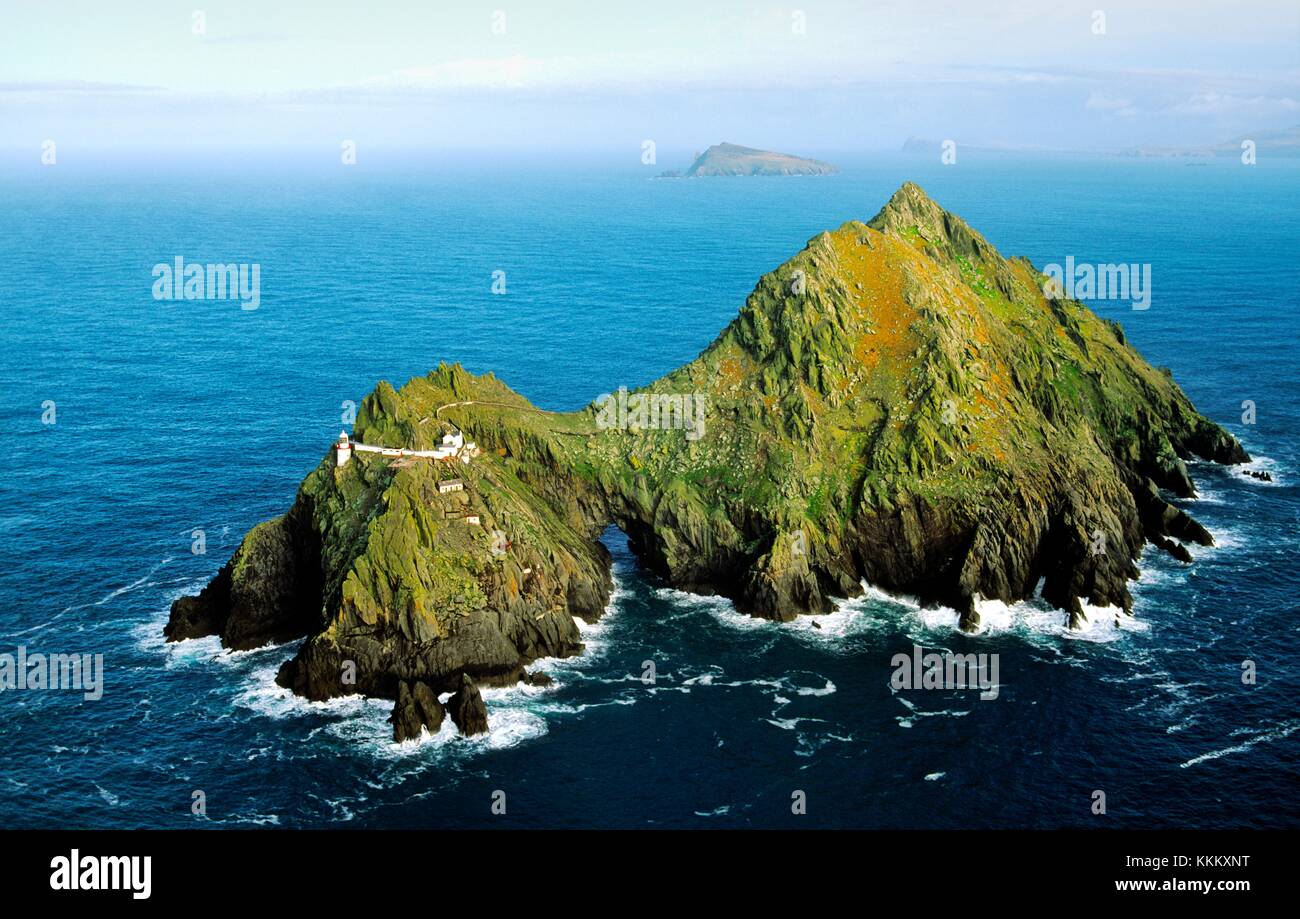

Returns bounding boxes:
[167,181,1249,730]
[389,680,445,742]
[447,674,489,736]
[164,505,322,650]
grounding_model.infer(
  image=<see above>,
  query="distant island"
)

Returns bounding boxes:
[659,142,838,177]
[1118,124,1300,158]
[901,124,1300,159]
[166,182,1248,742]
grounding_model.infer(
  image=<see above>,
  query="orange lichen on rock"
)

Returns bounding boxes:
[836,229,920,380]
[717,356,745,388]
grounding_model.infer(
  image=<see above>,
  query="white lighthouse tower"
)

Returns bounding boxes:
[336,431,353,467]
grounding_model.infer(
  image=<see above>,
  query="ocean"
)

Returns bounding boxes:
[1,150,1297,828]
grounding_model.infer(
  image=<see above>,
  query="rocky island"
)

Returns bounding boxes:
[660,142,838,177]
[1120,123,1300,158]
[166,182,1247,741]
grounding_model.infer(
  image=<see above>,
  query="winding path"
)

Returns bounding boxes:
[432,399,562,419]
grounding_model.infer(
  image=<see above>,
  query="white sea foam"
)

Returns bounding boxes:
[212,639,300,666]
[793,730,851,758]
[15,558,193,644]
[7,610,71,640]
[796,680,836,696]
[220,812,282,826]
[896,585,1142,645]
[784,595,897,644]
[1232,455,1283,487]
[1062,603,1150,643]
[135,569,633,763]
[128,576,214,655]
[667,573,1146,649]
[1203,525,1248,551]
[234,666,553,759]
[234,666,384,722]
[861,582,928,609]
[533,572,626,675]
[905,708,970,720]
[310,796,358,822]
[1180,719,1300,768]
[476,707,551,751]
[1134,561,1182,588]
[228,571,634,758]
[669,578,924,645]
[157,633,224,668]
[96,566,169,606]
[654,586,764,629]
[530,697,639,716]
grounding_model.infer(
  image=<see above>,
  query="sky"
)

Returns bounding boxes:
[1,0,1297,154]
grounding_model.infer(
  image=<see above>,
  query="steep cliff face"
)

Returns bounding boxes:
[166,183,1248,734]
[164,504,323,650]
[270,368,614,711]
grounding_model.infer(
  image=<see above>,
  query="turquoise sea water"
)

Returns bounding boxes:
[1,151,1297,827]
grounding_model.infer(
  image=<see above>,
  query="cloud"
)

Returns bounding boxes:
[356,56,590,91]
[199,32,292,47]
[1085,92,1138,116]
[0,80,162,95]
[1172,91,1300,116]
[946,65,1078,86]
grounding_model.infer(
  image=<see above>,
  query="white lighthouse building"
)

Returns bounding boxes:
[333,426,479,468]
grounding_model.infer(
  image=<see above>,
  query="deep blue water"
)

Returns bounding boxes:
[1,151,1297,828]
